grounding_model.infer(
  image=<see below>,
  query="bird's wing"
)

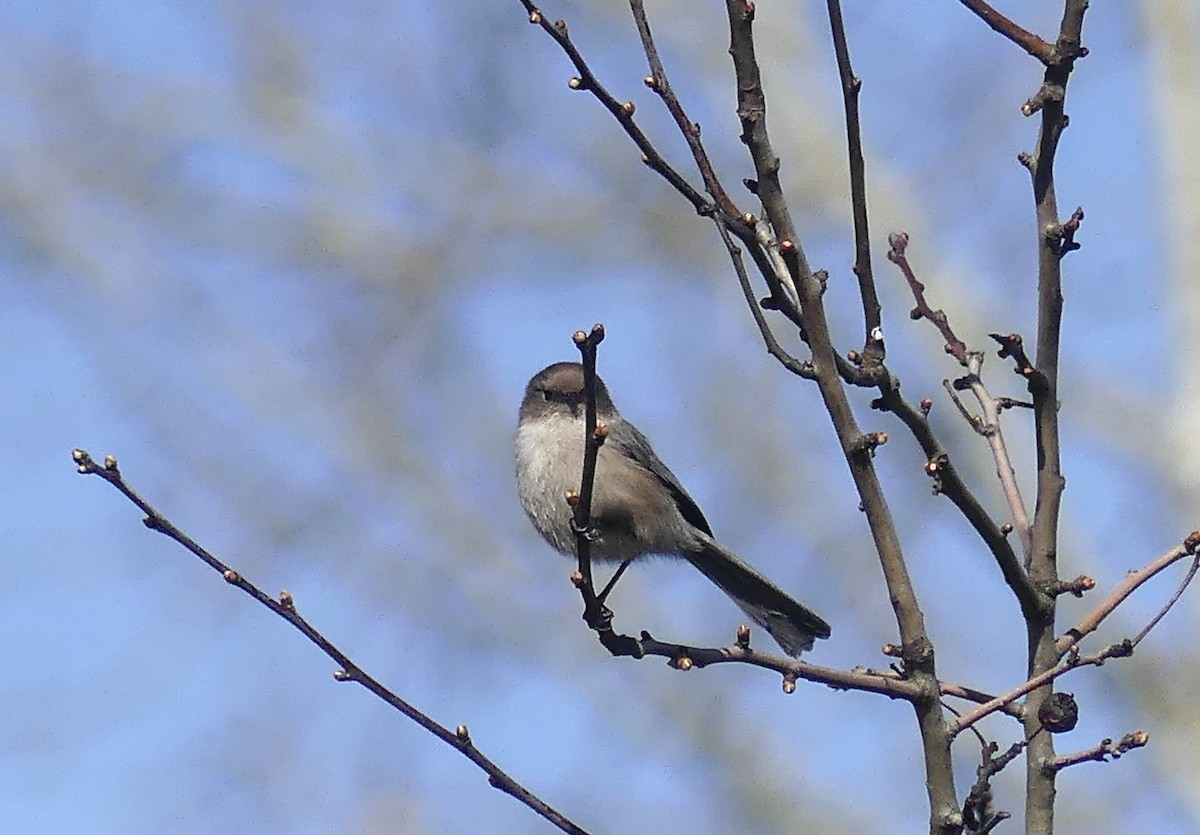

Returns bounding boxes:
[607,419,714,536]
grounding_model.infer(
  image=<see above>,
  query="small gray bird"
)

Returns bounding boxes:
[515,362,830,656]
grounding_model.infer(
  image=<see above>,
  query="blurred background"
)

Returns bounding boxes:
[4,1,1198,832]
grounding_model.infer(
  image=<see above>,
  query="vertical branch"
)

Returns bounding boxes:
[725,3,958,831]
[571,324,607,622]
[825,0,882,356]
[1021,4,1089,835]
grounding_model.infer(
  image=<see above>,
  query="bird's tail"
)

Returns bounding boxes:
[687,536,830,657]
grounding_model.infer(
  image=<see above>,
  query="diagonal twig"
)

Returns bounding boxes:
[70,449,590,835]
[952,533,1200,736]
[518,2,711,217]
[955,0,1053,63]
[628,0,741,221]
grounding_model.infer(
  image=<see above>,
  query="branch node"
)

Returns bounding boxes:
[670,653,694,671]
[1047,575,1095,597]
[851,431,888,457]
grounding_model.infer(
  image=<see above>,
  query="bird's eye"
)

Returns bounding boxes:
[541,388,582,406]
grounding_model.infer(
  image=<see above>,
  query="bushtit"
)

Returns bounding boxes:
[515,362,830,656]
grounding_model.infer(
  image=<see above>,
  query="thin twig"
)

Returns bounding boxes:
[1055,534,1200,658]
[628,0,741,220]
[714,217,816,379]
[1044,732,1149,773]
[70,449,590,835]
[518,2,711,216]
[570,323,606,606]
[888,232,968,364]
[951,644,1110,739]
[882,235,1042,615]
[953,533,1200,736]
[873,379,1040,621]
[955,0,1053,62]
[963,354,1034,563]
[825,0,882,357]
[890,232,1035,559]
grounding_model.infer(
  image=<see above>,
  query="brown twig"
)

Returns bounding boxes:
[952,533,1199,737]
[888,232,967,364]
[569,324,605,603]
[955,0,1053,63]
[1045,575,1094,598]
[825,0,882,359]
[628,0,741,221]
[885,234,1042,612]
[627,630,925,700]
[1044,732,1149,773]
[951,643,1115,739]
[518,2,711,217]
[962,353,1035,562]
[989,332,1036,379]
[872,379,1040,621]
[567,325,645,658]
[70,449,590,835]
[1055,534,1200,658]
[714,217,816,380]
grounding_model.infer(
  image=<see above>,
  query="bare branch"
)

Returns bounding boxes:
[70,449,590,835]
[962,353,1035,563]
[952,532,1200,737]
[714,217,816,379]
[1020,8,1090,828]
[951,642,1117,739]
[888,232,968,365]
[825,0,882,356]
[1044,732,1149,773]
[954,0,1053,63]
[628,0,741,221]
[1055,533,1200,658]
[726,4,959,829]
[518,3,712,216]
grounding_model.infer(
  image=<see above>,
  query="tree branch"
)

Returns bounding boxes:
[518,2,712,217]
[725,4,959,831]
[1055,533,1200,658]
[951,532,1198,737]
[1021,5,1090,831]
[1044,732,1149,773]
[825,0,882,358]
[628,0,741,221]
[954,0,1053,63]
[70,449,590,835]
